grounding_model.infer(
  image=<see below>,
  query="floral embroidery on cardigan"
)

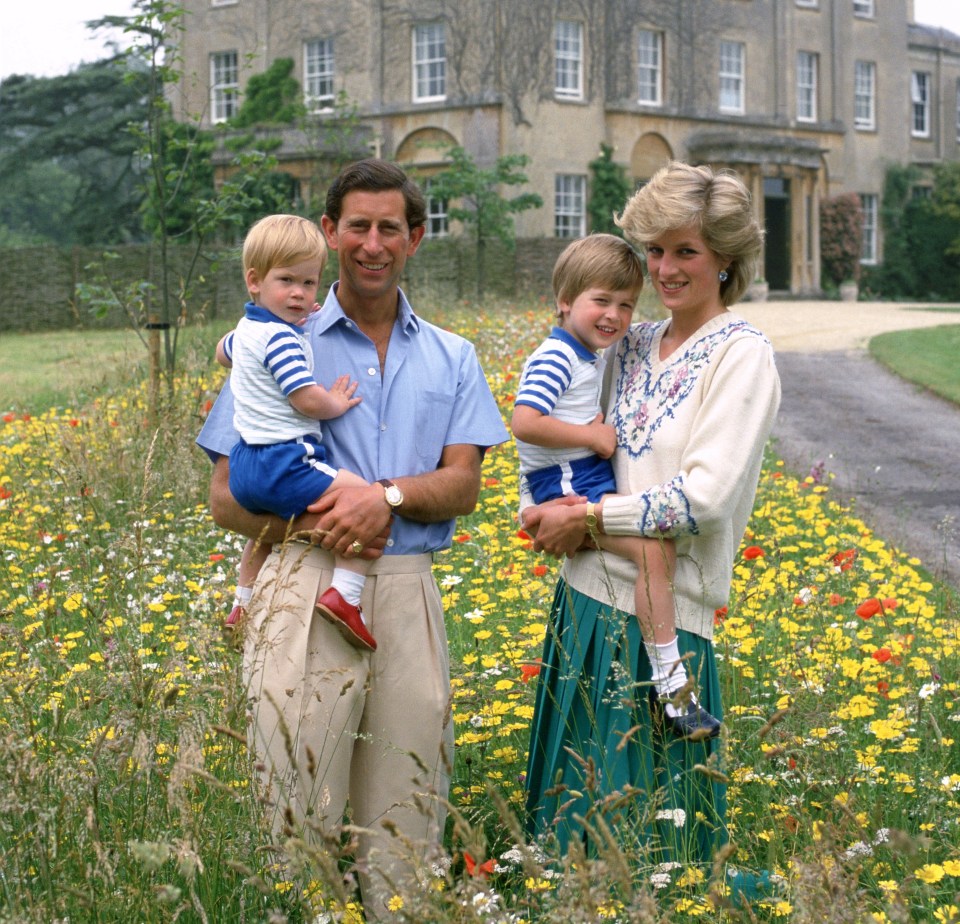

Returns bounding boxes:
[612,317,766,538]
[613,317,759,460]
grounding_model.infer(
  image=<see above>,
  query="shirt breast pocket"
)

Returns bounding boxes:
[415,389,454,465]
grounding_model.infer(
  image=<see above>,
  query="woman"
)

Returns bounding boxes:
[522,162,781,869]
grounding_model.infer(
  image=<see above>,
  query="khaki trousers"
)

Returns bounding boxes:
[242,542,453,920]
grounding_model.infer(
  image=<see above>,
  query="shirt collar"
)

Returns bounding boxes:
[310,282,421,335]
[549,326,598,362]
[244,301,302,331]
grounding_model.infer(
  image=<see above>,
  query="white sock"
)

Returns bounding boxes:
[331,569,366,613]
[234,585,253,608]
[645,636,689,697]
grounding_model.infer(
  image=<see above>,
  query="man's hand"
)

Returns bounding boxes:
[306,483,392,559]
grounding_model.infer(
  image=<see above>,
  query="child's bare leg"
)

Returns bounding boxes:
[227,537,271,628]
[597,533,720,737]
[313,470,376,651]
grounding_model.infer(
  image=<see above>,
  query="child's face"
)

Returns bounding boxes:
[246,258,322,325]
[558,287,636,352]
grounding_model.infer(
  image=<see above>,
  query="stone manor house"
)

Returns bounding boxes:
[169,0,960,295]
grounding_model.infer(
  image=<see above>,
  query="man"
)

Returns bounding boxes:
[196,159,508,918]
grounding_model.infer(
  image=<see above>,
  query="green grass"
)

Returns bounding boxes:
[869,322,960,406]
[0,323,234,415]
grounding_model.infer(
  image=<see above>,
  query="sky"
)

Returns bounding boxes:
[1,0,960,81]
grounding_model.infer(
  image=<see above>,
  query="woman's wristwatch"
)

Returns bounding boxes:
[585,501,600,533]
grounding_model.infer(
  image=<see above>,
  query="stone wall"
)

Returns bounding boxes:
[0,237,573,331]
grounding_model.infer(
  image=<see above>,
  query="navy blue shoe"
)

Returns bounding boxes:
[649,689,721,740]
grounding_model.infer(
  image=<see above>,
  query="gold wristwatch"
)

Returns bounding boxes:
[378,478,404,511]
[585,502,599,532]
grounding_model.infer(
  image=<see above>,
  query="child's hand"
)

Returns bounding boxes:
[325,375,362,416]
[296,302,322,327]
[587,414,618,459]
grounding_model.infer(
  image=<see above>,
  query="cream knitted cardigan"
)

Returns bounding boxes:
[562,312,782,641]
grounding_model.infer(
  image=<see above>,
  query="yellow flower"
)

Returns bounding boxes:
[916,864,945,884]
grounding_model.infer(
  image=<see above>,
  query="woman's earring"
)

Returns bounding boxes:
[718,270,729,282]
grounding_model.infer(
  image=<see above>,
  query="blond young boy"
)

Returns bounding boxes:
[512,234,720,737]
[216,214,376,651]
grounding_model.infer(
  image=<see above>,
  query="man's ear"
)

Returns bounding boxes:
[406,224,426,256]
[320,214,338,249]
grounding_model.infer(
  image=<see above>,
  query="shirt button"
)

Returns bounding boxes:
[380,422,387,431]
[367,367,377,375]
[386,538,395,547]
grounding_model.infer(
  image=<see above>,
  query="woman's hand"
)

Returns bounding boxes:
[522,495,591,559]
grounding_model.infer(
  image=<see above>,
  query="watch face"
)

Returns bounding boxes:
[385,485,403,506]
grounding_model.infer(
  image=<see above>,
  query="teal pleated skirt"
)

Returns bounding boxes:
[525,578,727,864]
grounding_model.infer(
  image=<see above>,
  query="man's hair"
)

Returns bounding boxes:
[552,233,645,309]
[615,161,763,307]
[242,214,327,281]
[324,158,427,230]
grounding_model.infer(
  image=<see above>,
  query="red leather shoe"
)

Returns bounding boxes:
[315,586,377,652]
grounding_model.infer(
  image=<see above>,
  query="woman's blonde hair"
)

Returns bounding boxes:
[242,214,327,282]
[615,161,762,306]
[552,233,644,312]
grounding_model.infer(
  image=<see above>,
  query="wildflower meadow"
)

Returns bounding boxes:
[1,303,958,923]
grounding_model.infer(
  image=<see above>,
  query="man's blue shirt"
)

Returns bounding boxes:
[197,284,509,554]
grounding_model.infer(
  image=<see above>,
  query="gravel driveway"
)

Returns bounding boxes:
[736,300,960,591]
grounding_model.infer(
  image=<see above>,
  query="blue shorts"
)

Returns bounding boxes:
[229,435,338,521]
[524,454,617,504]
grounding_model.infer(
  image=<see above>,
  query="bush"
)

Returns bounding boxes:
[820,193,863,287]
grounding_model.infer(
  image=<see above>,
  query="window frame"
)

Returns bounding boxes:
[719,40,745,114]
[911,71,931,138]
[554,174,586,239]
[210,51,239,124]
[304,38,335,112]
[554,19,584,100]
[859,193,878,265]
[795,0,818,7]
[853,0,875,17]
[854,60,876,130]
[413,22,446,103]
[796,51,818,122]
[424,180,449,239]
[637,29,663,106]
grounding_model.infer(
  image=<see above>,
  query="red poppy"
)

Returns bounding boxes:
[485,477,499,487]
[2,413,14,423]
[856,598,882,619]
[455,533,471,543]
[828,593,846,606]
[208,553,225,562]
[872,648,892,663]
[463,850,495,878]
[68,419,80,427]
[876,680,890,697]
[882,597,898,610]
[532,564,548,577]
[0,486,11,500]
[520,661,542,683]
[517,529,532,541]
[743,546,765,560]
[714,606,728,625]
[831,549,857,571]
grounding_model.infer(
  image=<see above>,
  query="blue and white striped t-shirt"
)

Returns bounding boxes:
[514,326,605,473]
[227,302,323,445]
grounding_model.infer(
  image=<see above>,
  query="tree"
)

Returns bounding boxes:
[0,61,150,244]
[588,143,631,235]
[231,57,305,128]
[78,0,289,417]
[425,146,543,298]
